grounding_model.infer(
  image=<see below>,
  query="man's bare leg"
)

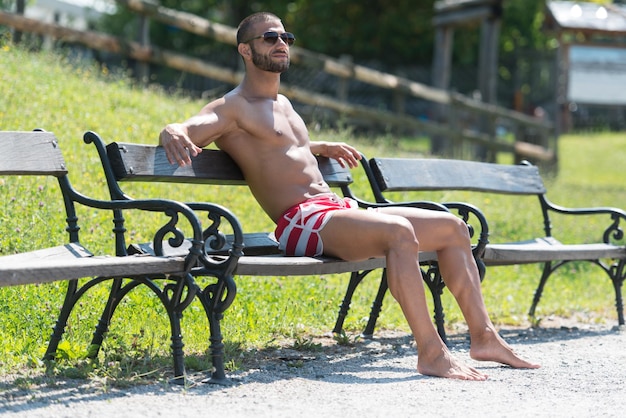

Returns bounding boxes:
[378,206,540,369]
[435,231,540,368]
[384,239,488,380]
[320,210,489,380]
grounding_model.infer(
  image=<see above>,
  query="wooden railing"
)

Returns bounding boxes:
[1,0,556,164]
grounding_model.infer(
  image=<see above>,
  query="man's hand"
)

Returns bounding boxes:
[312,141,361,168]
[159,123,203,166]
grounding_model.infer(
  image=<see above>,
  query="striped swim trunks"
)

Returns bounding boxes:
[274,193,359,256]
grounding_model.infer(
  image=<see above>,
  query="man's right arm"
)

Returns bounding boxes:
[159,122,203,166]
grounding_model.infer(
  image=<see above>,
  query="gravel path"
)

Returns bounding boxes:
[2,318,625,417]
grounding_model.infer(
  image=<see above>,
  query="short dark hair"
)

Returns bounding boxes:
[236,12,281,44]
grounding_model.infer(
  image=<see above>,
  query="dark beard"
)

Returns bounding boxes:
[250,46,290,73]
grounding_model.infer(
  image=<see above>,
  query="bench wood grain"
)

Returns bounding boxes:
[0,243,186,286]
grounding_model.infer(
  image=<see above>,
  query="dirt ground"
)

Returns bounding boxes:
[2,317,626,417]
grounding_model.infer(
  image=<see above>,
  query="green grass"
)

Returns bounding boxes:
[1,44,626,384]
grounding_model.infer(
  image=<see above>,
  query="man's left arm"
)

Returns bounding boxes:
[310,141,361,168]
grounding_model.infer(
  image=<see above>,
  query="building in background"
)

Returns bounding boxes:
[545,1,626,132]
[24,0,114,31]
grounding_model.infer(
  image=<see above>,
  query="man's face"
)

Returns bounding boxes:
[249,43,290,73]
[247,21,291,73]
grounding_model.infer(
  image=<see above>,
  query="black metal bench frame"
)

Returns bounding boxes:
[86,131,488,381]
[0,131,243,385]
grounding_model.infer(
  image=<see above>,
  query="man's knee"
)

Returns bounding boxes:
[386,216,420,251]
[446,214,472,243]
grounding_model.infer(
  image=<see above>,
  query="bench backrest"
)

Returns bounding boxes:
[0,131,85,245]
[369,157,547,196]
[0,131,67,177]
[100,141,356,256]
[105,142,354,188]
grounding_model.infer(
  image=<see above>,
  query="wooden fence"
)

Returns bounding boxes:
[0,0,556,164]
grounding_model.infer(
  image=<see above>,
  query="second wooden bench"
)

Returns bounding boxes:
[364,156,626,327]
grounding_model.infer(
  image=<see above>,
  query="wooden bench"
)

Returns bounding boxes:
[363,156,626,327]
[0,131,243,384]
[85,131,486,377]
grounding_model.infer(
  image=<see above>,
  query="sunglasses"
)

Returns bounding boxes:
[243,31,296,46]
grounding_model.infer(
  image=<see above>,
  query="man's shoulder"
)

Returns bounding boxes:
[205,90,248,116]
[221,89,245,105]
[277,93,294,106]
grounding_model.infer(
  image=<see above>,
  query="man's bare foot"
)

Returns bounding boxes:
[470,327,540,369]
[417,345,488,381]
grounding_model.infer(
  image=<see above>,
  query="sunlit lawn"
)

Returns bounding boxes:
[1,45,625,382]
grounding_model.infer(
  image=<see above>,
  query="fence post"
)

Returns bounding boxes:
[13,0,25,44]
[136,14,150,86]
[393,70,406,116]
[431,25,454,155]
[336,54,352,103]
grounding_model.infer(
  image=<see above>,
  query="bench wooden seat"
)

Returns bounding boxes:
[366,156,626,325]
[0,243,186,286]
[0,131,242,385]
[130,231,438,276]
[484,237,626,265]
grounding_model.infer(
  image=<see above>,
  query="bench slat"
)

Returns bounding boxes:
[134,236,437,276]
[235,255,385,276]
[0,131,67,176]
[0,242,93,263]
[0,243,186,287]
[107,143,247,185]
[234,251,437,276]
[371,157,547,194]
[483,238,626,265]
[107,142,354,187]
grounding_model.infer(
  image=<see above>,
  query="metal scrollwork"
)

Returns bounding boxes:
[162,273,197,312]
[603,214,624,244]
[204,211,227,252]
[153,209,186,256]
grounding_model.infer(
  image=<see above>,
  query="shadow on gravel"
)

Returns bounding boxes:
[447,323,622,348]
[1,323,623,415]
[0,378,144,415]
[194,323,624,388]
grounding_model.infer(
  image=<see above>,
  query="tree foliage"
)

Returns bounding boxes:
[98,0,570,72]
[279,0,437,67]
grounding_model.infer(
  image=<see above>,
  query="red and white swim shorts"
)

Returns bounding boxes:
[274,193,359,257]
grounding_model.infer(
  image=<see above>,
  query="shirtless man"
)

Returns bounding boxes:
[160,12,540,380]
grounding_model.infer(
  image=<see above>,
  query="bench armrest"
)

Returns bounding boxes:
[542,196,626,245]
[65,177,243,272]
[80,132,245,272]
